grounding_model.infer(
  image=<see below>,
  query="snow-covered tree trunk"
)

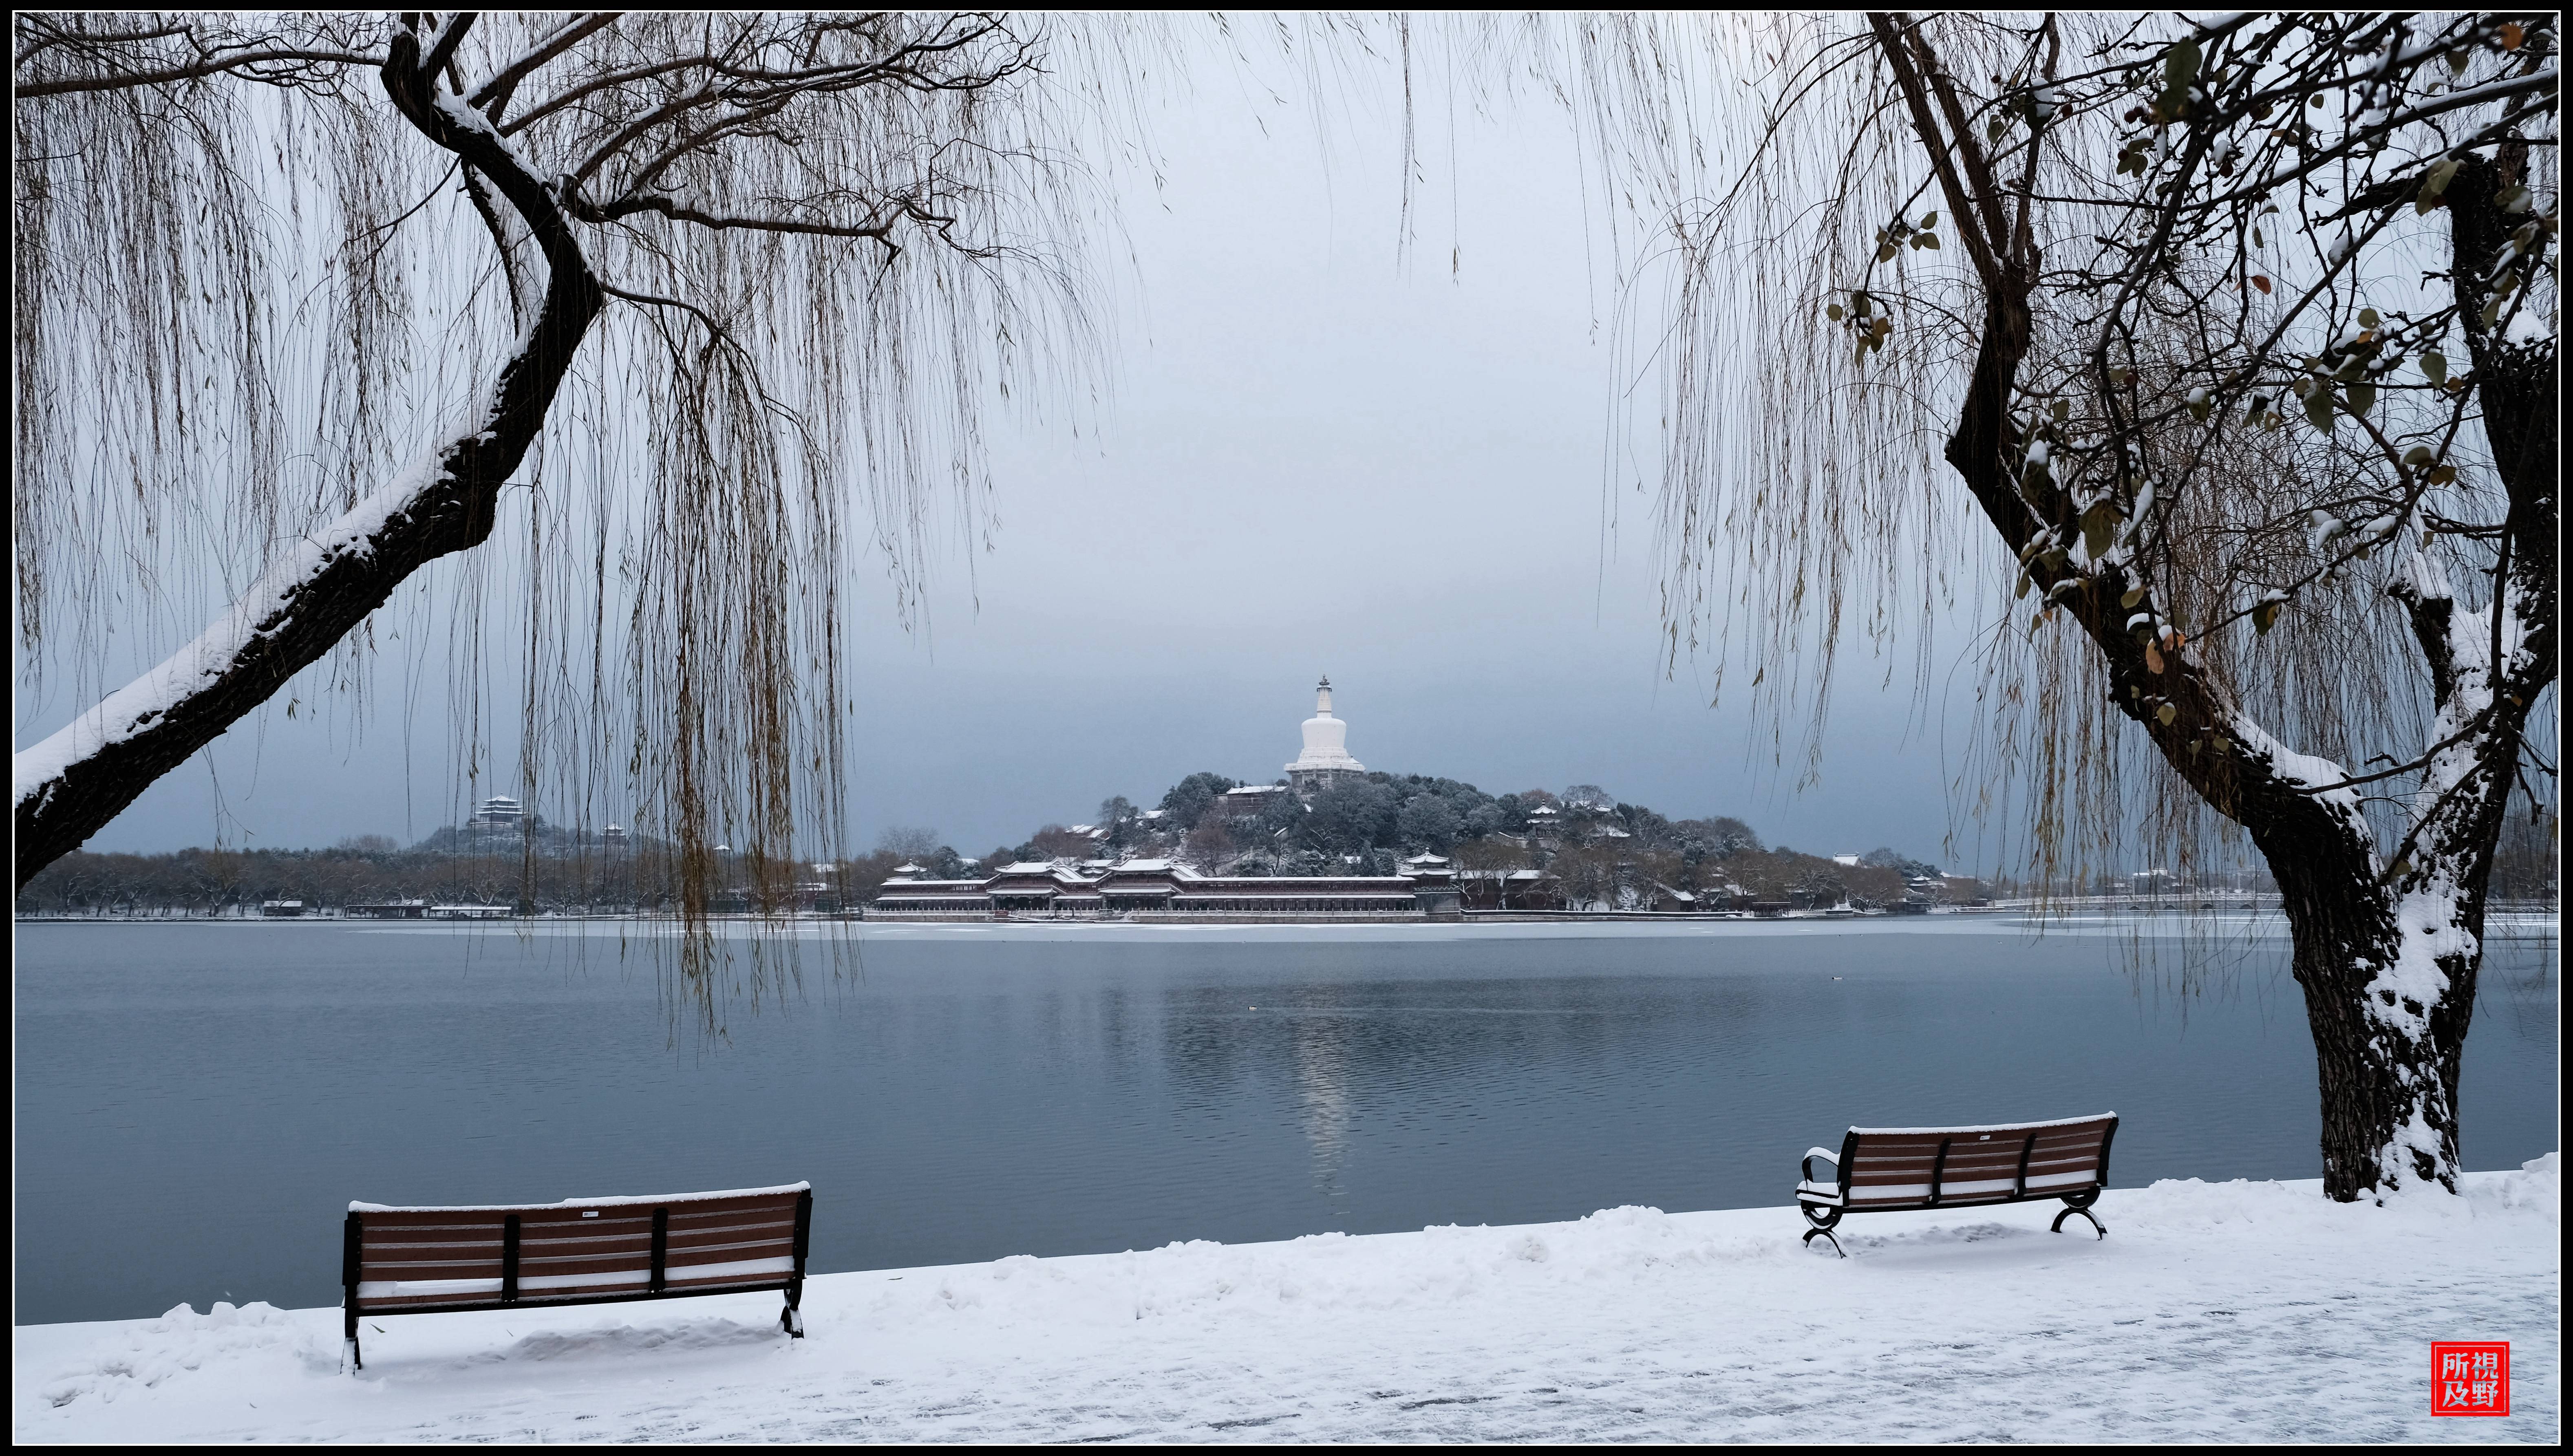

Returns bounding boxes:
[1935,240,2549,1204]
[2256,780,2474,1197]
[12,29,604,885]
[2257,536,2540,1196]
[2193,140,2554,1200]
[1867,19,2555,1201]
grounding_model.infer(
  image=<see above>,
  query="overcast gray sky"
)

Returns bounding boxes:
[21,62,2004,872]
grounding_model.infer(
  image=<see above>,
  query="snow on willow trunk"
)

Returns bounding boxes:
[12,28,605,885]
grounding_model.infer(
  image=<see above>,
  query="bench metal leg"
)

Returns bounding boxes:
[2051,1201,2106,1239]
[1799,1202,1845,1257]
[783,1187,812,1337]
[342,1213,364,1372]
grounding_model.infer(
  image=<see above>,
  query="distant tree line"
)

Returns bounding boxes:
[916,765,2554,911]
[24,772,2546,916]
[14,831,914,917]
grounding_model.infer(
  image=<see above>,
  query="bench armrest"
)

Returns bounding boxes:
[1801,1147,1842,1184]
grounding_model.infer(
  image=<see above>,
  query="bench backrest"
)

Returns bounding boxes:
[346,1184,810,1314]
[1836,1115,2116,1209]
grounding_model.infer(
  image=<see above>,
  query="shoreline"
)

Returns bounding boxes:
[15,908,2561,943]
[17,1160,2558,1443]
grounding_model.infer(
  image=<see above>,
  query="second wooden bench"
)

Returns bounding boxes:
[1794,1114,2117,1256]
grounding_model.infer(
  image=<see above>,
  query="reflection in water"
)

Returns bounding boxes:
[1291,1013,1354,1210]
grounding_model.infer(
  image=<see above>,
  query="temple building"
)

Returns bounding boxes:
[873,858,1458,922]
[465,794,528,833]
[1209,783,1291,820]
[1284,677,1365,795]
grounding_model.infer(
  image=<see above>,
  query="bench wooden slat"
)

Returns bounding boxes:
[357,1258,795,1304]
[360,1233,798,1280]
[664,1235,797,1264]
[1847,1153,2101,1185]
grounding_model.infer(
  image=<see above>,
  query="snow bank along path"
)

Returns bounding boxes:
[16,1159,2557,1443]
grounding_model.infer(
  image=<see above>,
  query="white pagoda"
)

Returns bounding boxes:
[1285,677,1366,795]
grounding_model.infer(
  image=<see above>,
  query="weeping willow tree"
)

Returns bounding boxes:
[1532,11,2554,1199]
[13,13,1130,1021]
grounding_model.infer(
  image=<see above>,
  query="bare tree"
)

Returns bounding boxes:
[14,13,1124,1018]
[1561,12,2554,1198]
[1560,783,1615,810]
[1027,824,1094,861]
[1181,815,1236,871]
[875,826,944,863]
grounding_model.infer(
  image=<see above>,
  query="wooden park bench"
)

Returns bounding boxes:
[1795,1114,2117,1256]
[341,1182,812,1369]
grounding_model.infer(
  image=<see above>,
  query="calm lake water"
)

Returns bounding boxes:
[13,917,2558,1325]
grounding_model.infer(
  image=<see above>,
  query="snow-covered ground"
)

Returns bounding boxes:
[16,1158,2557,1443]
